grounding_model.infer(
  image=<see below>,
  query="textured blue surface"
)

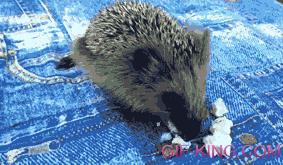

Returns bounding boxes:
[0,0,283,164]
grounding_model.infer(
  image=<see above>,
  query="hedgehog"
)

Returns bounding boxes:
[57,1,210,141]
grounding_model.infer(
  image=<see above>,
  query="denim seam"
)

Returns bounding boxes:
[1,0,46,33]
[40,0,72,42]
[0,109,122,152]
[0,33,7,59]
[2,0,62,33]
[0,33,88,84]
[6,55,89,84]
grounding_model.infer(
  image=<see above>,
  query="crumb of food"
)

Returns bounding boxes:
[203,132,232,157]
[160,132,172,143]
[210,116,233,135]
[212,98,229,117]
[172,135,191,150]
[156,122,161,127]
[240,133,257,145]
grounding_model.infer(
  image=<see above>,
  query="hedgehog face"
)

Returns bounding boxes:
[117,30,210,139]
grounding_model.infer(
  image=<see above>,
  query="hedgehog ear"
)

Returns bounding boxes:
[200,29,210,66]
[72,37,94,60]
[188,29,210,66]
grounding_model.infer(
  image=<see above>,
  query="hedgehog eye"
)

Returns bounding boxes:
[161,92,186,112]
[129,48,172,81]
[130,48,151,71]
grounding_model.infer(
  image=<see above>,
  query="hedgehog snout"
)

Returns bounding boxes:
[160,91,202,140]
[160,91,185,112]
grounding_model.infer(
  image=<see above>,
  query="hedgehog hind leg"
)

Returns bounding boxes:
[56,37,94,70]
[56,56,76,70]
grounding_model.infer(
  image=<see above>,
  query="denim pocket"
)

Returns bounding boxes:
[0,0,102,133]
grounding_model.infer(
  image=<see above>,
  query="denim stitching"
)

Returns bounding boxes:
[39,0,72,42]
[2,0,55,33]
[238,63,283,79]
[0,33,7,59]
[0,109,122,151]
[0,34,87,84]
[223,75,283,136]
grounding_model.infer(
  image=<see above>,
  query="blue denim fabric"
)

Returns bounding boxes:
[0,0,282,164]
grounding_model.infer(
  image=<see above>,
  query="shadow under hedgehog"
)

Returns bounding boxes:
[57,1,211,141]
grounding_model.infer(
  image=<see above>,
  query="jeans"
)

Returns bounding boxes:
[0,0,282,164]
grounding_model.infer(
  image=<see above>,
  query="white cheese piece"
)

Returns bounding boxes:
[210,116,233,134]
[156,122,161,127]
[160,132,172,143]
[172,135,191,150]
[212,98,229,117]
[203,132,232,157]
